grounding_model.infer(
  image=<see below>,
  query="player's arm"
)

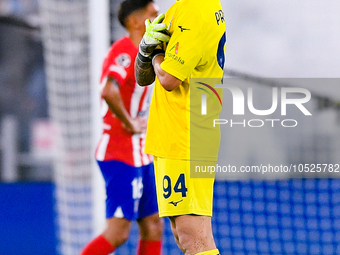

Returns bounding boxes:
[135,14,170,86]
[101,77,146,134]
[135,50,181,91]
[135,54,156,86]
[152,54,181,91]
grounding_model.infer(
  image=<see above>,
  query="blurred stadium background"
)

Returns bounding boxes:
[0,0,339,254]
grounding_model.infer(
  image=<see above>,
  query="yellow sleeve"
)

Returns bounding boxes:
[161,5,203,81]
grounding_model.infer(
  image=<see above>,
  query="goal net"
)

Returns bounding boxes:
[39,1,94,254]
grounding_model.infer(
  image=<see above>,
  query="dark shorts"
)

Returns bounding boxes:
[97,160,158,221]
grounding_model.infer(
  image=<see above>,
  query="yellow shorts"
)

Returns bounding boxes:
[153,157,216,217]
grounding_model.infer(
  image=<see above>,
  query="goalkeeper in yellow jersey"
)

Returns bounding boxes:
[135,0,226,254]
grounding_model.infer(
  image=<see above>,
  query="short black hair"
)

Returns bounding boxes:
[118,0,154,28]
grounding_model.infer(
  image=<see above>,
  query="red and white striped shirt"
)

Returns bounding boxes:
[95,36,153,167]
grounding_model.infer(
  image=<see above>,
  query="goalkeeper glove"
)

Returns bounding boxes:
[139,13,170,59]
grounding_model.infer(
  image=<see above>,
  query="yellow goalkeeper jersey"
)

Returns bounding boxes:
[145,0,226,161]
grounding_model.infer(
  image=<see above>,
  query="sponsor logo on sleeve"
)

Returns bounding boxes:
[167,42,184,64]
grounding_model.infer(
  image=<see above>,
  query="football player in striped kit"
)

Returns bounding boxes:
[81,0,164,254]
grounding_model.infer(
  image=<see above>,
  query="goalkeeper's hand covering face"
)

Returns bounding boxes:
[139,13,170,58]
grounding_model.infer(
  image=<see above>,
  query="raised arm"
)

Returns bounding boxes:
[135,13,169,86]
[135,52,156,86]
[152,54,182,91]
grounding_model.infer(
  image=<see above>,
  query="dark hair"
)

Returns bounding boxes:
[118,0,153,28]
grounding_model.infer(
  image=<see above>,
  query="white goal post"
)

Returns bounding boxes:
[89,0,110,239]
